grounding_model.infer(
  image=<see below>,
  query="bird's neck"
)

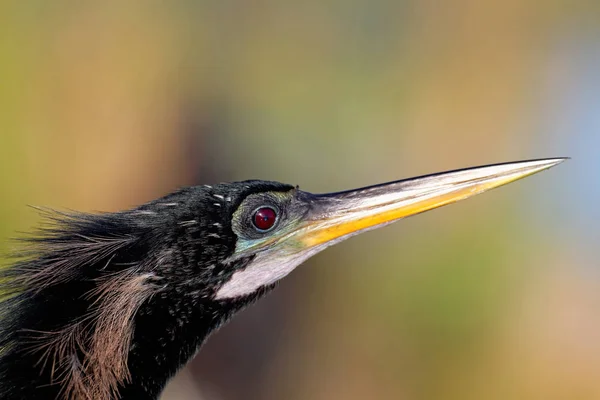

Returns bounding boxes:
[117,299,220,398]
[117,289,269,399]
[0,283,268,400]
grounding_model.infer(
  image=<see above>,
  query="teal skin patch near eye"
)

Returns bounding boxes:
[230,190,306,259]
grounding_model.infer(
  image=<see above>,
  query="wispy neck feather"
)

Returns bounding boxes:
[0,210,164,399]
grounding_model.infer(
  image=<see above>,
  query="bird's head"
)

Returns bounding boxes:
[0,158,564,400]
[184,158,565,301]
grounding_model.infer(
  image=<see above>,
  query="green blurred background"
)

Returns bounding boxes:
[1,2,599,399]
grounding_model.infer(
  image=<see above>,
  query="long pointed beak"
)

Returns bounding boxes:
[298,158,566,248]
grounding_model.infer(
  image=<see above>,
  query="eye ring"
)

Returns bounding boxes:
[251,206,278,232]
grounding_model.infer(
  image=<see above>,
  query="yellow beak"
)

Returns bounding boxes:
[298,158,566,248]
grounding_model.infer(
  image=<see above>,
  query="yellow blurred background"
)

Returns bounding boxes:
[1,2,599,399]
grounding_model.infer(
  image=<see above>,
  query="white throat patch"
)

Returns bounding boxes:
[214,249,318,299]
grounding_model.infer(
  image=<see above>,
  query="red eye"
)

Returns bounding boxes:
[253,207,277,231]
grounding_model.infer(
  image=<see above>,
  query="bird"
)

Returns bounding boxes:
[0,158,564,400]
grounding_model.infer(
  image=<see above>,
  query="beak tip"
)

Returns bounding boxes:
[516,157,569,174]
[527,157,568,165]
[544,157,570,165]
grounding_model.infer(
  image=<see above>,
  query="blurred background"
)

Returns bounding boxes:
[1,1,599,399]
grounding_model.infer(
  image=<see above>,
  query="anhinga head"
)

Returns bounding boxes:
[0,158,564,399]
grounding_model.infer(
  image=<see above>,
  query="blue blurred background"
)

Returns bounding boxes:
[1,2,598,399]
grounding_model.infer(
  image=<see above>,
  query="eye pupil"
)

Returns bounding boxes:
[253,207,277,231]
